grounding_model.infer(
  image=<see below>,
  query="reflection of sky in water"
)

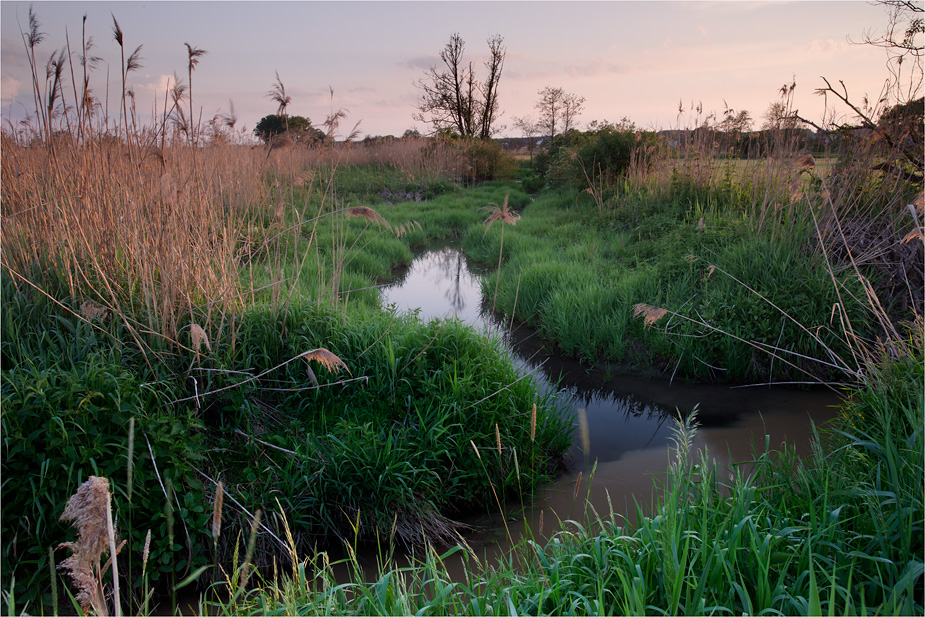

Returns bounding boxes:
[381,247,840,472]
[381,248,488,328]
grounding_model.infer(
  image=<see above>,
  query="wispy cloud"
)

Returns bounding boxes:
[1,73,24,101]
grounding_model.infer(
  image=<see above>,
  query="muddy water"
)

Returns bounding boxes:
[378,244,842,570]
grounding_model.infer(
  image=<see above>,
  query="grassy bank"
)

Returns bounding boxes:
[175,328,923,616]
[462,159,919,386]
[0,135,570,614]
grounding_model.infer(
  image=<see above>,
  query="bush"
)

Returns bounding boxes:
[463,139,518,182]
[0,279,209,612]
[535,123,659,190]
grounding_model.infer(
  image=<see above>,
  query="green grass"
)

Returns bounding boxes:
[0,173,571,614]
[3,155,919,615]
[187,333,923,615]
[462,182,874,382]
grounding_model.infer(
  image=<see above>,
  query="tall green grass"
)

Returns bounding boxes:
[462,184,873,382]
[186,330,922,615]
[0,175,572,613]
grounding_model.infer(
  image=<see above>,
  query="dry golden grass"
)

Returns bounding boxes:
[1,137,276,346]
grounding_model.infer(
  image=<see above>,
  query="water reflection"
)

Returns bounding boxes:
[382,244,487,325]
[380,245,841,566]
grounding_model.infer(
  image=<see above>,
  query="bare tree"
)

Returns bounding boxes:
[794,1,923,184]
[535,86,584,140]
[535,86,563,140]
[561,92,586,133]
[512,115,541,163]
[853,0,923,104]
[414,33,506,139]
[762,100,799,131]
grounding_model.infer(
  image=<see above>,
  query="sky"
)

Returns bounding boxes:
[0,1,903,141]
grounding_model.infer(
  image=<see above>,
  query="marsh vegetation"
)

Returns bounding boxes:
[2,6,923,616]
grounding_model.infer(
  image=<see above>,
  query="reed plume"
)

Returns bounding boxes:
[482,193,519,236]
[633,303,669,327]
[345,206,392,231]
[298,348,349,374]
[57,476,120,616]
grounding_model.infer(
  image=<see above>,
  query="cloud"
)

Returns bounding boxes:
[801,39,844,54]
[564,58,632,78]
[1,38,27,69]
[402,56,436,71]
[135,74,176,94]
[1,73,24,101]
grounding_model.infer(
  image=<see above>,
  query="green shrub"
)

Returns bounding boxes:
[535,123,659,191]
[463,139,519,182]
[0,281,209,612]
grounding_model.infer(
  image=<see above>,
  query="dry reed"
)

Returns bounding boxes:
[212,482,225,544]
[57,476,120,616]
[633,303,670,327]
[345,205,392,231]
[298,348,349,374]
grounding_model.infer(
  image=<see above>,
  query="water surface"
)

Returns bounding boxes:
[380,244,841,563]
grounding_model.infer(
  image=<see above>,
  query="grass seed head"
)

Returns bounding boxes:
[142,529,151,577]
[345,206,392,231]
[57,476,114,614]
[633,303,669,327]
[80,299,109,322]
[212,482,224,542]
[298,348,350,375]
[190,323,211,354]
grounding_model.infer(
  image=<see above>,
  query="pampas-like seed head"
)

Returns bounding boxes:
[298,348,350,375]
[789,178,804,203]
[394,220,422,239]
[190,323,211,354]
[482,193,519,236]
[345,206,392,231]
[530,403,537,443]
[57,476,115,614]
[81,299,109,322]
[632,303,669,327]
[495,423,502,458]
[212,482,224,542]
[793,154,816,171]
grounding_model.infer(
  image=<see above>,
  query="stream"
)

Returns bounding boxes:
[376,243,841,571]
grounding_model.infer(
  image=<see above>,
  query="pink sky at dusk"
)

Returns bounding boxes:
[0,1,902,140]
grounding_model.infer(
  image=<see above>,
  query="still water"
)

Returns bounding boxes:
[379,244,841,564]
